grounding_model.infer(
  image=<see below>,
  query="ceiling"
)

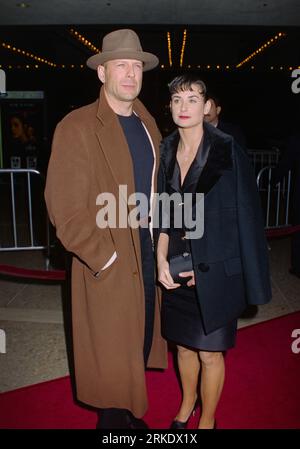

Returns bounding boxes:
[0,0,300,26]
[0,1,299,71]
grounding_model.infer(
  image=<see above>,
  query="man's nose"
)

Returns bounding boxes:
[126,65,135,77]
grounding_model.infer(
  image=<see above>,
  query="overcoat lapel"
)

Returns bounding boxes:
[161,122,233,195]
[95,87,136,203]
[95,86,161,277]
[195,123,233,195]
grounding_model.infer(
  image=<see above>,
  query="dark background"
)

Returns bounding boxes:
[1,23,300,172]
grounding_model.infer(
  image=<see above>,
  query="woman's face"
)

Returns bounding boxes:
[170,83,211,129]
[10,117,25,139]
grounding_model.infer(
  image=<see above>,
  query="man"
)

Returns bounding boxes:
[45,29,167,429]
[204,93,247,151]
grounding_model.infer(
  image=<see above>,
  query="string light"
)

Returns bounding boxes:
[0,64,86,70]
[156,63,298,71]
[167,32,173,67]
[179,29,187,68]
[70,29,100,53]
[0,61,297,72]
[236,32,286,68]
[1,41,57,67]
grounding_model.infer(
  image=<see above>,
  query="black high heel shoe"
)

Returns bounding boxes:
[169,402,197,429]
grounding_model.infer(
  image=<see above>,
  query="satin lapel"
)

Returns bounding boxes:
[161,125,233,196]
[183,135,209,191]
[195,123,233,195]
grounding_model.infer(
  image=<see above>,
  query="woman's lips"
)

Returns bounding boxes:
[178,115,190,119]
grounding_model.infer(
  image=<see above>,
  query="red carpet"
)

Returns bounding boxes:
[1,312,300,429]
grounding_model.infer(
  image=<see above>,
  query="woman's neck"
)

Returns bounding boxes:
[178,124,204,152]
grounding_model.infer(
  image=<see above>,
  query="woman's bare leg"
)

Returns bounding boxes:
[174,345,200,422]
[198,351,225,429]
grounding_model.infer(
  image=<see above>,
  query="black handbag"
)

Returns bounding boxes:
[168,252,193,284]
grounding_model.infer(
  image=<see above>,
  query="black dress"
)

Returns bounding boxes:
[161,135,237,351]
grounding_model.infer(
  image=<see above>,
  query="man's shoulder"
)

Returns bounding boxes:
[58,100,98,129]
[205,121,233,144]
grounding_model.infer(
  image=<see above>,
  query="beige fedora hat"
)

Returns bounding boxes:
[86,29,159,72]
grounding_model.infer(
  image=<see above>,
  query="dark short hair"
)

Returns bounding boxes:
[206,93,221,108]
[168,74,207,99]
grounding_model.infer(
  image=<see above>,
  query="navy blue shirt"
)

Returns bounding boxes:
[118,113,154,219]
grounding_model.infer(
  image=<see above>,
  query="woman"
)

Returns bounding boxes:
[156,74,271,429]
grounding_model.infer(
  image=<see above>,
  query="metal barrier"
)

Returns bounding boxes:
[0,168,51,264]
[256,165,292,229]
[248,148,280,175]
[0,163,295,281]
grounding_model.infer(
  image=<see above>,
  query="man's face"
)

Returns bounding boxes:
[97,59,143,106]
[170,84,211,129]
[204,99,221,124]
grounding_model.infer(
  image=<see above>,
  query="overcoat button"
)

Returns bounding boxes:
[198,263,210,272]
[133,271,138,276]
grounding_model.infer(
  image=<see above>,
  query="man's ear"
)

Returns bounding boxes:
[204,99,212,115]
[97,65,105,83]
[216,105,222,116]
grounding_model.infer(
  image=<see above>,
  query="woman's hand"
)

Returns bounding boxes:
[179,270,195,287]
[158,259,181,289]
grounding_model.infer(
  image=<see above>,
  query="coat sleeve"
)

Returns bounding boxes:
[235,144,272,305]
[44,119,116,275]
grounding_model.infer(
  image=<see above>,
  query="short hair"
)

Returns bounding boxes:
[206,93,221,108]
[168,74,207,99]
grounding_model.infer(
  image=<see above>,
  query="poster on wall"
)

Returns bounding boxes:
[0,91,45,170]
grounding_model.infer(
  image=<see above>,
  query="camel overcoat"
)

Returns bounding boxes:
[45,87,168,417]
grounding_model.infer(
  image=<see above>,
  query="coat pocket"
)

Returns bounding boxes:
[84,256,118,282]
[224,257,242,276]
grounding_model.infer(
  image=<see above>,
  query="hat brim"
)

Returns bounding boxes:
[86,50,159,72]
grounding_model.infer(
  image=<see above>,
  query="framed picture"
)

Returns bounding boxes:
[0,91,45,169]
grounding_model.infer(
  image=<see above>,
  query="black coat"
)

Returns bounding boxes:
[217,120,247,152]
[157,123,272,333]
